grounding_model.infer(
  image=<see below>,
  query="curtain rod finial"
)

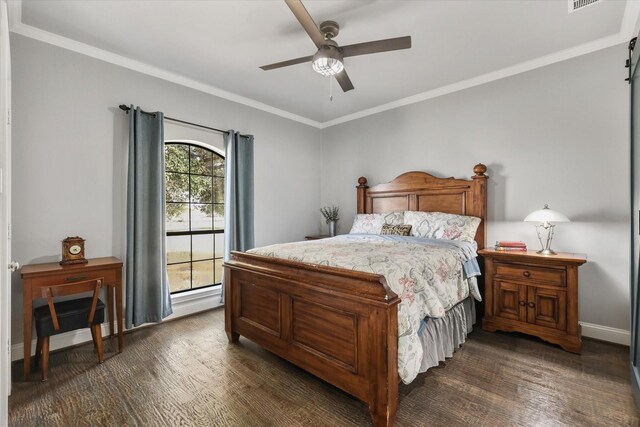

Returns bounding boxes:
[119,104,130,112]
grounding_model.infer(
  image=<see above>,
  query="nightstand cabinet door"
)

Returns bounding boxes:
[527,286,566,331]
[494,281,526,322]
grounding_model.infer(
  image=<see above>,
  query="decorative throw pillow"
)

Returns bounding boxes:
[380,224,412,236]
[349,212,405,234]
[404,211,481,243]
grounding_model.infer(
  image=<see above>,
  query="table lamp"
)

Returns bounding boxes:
[524,204,570,255]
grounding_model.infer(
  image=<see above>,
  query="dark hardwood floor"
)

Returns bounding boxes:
[9,308,639,426]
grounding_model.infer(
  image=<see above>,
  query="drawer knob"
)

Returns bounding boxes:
[523,271,531,278]
[528,302,535,308]
[519,301,526,306]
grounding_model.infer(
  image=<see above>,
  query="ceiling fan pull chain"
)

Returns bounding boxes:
[329,76,333,101]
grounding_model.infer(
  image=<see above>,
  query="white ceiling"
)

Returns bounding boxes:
[9,0,640,127]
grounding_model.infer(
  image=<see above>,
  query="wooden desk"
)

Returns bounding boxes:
[20,257,123,381]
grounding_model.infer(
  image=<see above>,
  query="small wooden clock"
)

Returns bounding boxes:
[60,236,87,265]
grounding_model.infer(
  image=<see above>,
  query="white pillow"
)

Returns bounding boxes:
[349,212,405,234]
[404,211,481,243]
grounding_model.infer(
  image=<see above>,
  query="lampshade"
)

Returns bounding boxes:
[312,45,344,76]
[524,204,570,223]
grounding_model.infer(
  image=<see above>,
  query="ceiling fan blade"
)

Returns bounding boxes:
[335,69,354,92]
[260,55,314,71]
[341,36,412,58]
[284,0,325,48]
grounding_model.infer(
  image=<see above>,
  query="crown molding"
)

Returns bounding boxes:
[6,0,20,31]
[8,0,640,130]
[320,0,640,128]
[319,32,628,128]
[10,20,324,129]
[621,0,640,41]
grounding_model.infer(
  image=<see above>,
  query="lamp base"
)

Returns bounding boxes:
[536,249,557,256]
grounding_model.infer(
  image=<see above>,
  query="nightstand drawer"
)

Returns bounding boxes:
[495,263,565,286]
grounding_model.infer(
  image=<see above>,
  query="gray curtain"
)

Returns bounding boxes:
[126,106,172,328]
[221,130,255,302]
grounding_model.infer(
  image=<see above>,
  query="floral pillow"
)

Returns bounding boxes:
[349,212,405,234]
[403,211,481,243]
[380,224,412,236]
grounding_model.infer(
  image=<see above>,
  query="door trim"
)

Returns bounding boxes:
[629,34,640,409]
[0,0,11,423]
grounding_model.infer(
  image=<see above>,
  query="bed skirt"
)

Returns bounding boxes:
[417,297,476,373]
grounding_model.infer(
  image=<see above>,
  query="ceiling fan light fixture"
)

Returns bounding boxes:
[260,1,411,93]
[312,45,344,76]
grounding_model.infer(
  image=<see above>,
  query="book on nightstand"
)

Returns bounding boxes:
[494,241,527,251]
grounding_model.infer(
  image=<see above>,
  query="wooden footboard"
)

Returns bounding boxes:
[225,165,488,426]
[224,251,401,427]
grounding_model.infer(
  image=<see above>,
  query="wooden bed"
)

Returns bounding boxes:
[224,164,488,427]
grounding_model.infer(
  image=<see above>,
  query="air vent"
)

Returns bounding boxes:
[569,0,601,13]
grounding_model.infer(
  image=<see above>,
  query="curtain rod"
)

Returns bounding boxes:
[118,105,249,138]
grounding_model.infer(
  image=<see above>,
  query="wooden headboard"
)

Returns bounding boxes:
[356,164,488,249]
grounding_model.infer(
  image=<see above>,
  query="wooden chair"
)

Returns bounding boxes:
[33,278,106,381]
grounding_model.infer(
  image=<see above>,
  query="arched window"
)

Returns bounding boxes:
[164,142,224,294]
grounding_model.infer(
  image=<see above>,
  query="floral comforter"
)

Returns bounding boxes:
[248,234,480,383]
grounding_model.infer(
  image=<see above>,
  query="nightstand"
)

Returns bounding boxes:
[305,235,331,240]
[478,248,587,353]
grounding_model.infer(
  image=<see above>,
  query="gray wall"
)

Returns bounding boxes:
[10,35,322,344]
[11,34,631,342]
[321,44,630,332]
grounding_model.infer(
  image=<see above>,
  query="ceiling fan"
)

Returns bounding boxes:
[260,0,412,92]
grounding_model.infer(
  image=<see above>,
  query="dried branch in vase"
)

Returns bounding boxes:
[320,206,340,223]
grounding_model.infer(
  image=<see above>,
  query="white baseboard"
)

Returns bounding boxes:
[11,286,223,362]
[11,323,111,362]
[11,294,628,361]
[580,322,630,346]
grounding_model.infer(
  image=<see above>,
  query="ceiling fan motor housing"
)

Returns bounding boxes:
[319,20,340,39]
